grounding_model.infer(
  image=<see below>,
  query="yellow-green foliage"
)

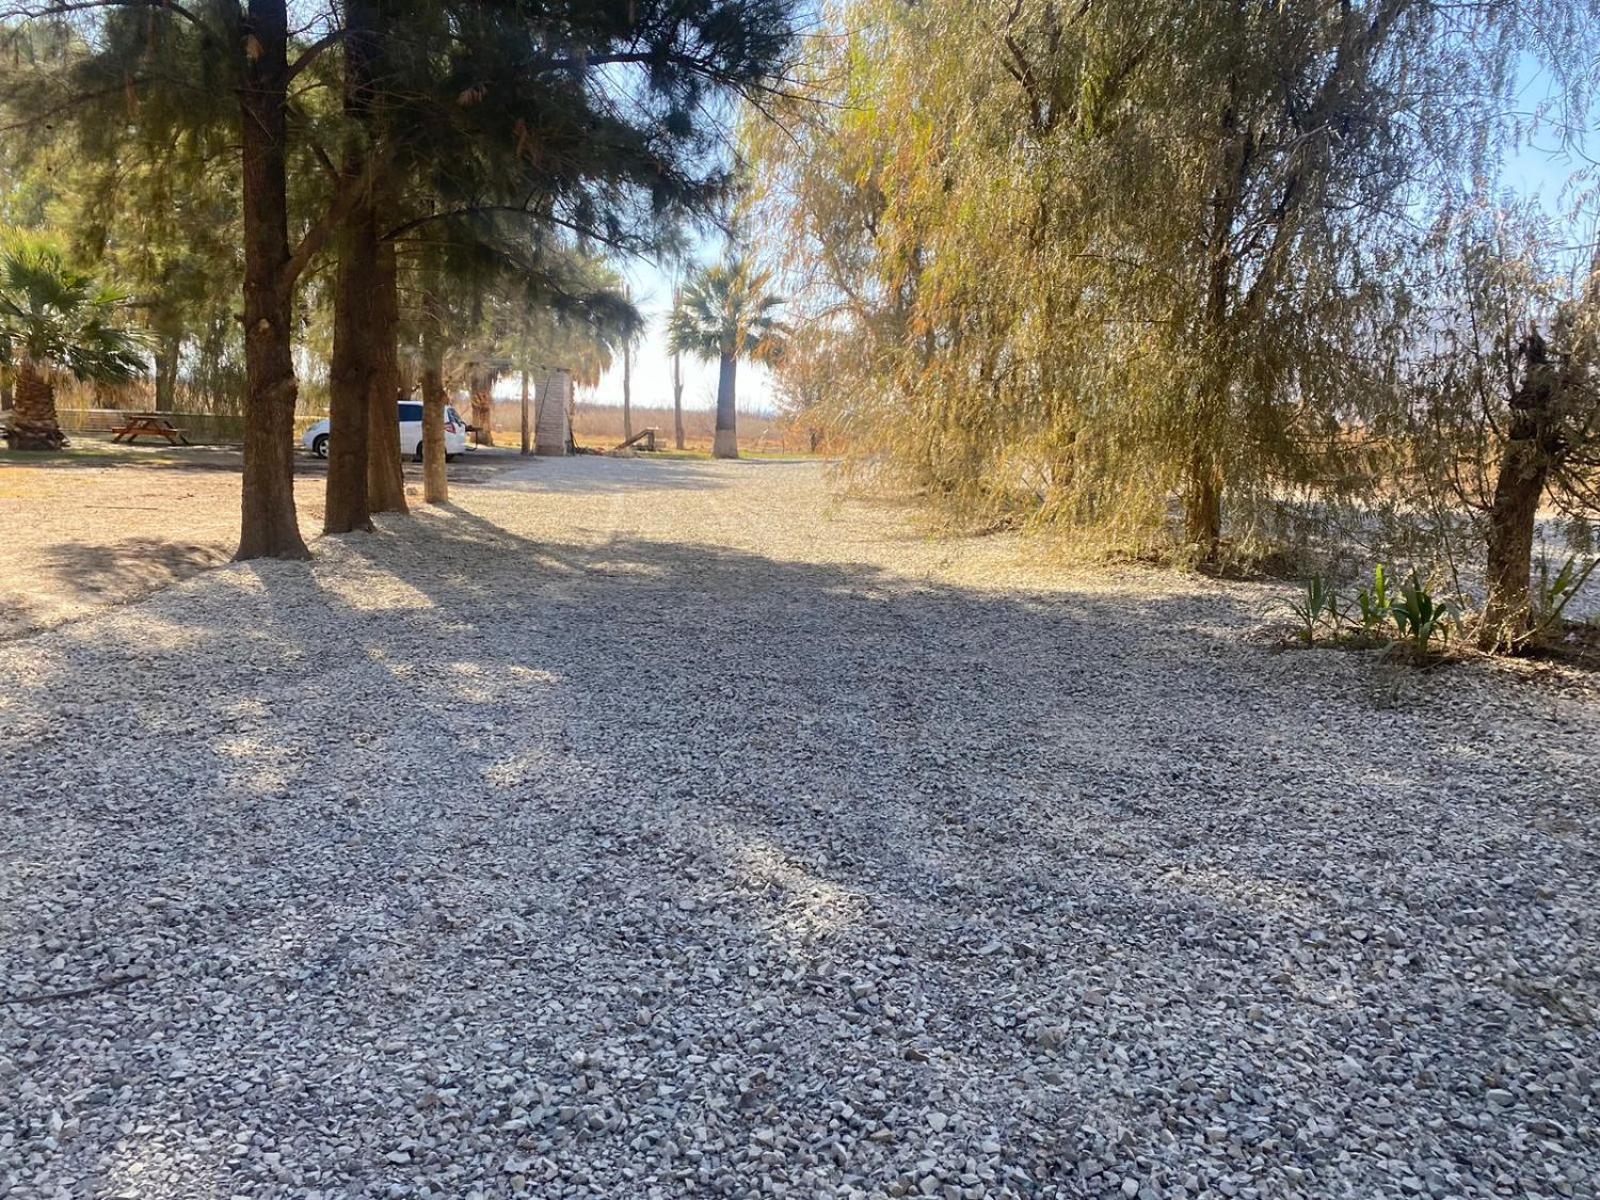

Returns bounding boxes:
[747,0,1599,559]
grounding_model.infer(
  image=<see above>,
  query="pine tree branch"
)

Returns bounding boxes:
[287,28,344,82]
[1,0,202,28]
[382,205,639,255]
[281,165,373,292]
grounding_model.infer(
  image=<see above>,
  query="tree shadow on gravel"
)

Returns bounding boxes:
[1,445,249,473]
[2,504,1598,1199]
[32,536,227,600]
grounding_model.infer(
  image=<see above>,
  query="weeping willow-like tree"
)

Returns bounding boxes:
[1401,204,1600,649]
[748,0,1599,564]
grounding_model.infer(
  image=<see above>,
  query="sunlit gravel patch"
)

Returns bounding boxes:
[3,456,1598,1200]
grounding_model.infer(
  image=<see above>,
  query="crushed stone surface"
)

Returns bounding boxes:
[2,455,1597,1200]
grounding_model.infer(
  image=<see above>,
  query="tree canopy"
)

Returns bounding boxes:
[747,0,1600,570]
[0,0,803,551]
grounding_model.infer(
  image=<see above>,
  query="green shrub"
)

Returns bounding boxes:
[1388,571,1459,656]
[1282,575,1337,645]
[1354,564,1394,635]
[1531,553,1599,642]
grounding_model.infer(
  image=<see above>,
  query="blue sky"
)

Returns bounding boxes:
[1502,53,1596,219]
[585,252,781,416]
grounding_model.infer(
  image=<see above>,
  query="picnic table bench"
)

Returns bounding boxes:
[111,414,191,446]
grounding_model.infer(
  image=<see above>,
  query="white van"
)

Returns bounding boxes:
[303,400,470,462]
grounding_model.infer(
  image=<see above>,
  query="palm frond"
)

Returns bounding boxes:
[0,234,147,382]
[666,255,789,365]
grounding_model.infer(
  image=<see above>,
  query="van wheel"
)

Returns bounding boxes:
[313,434,329,459]
[413,443,425,463]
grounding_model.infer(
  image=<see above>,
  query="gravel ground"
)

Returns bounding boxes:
[2,455,1598,1200]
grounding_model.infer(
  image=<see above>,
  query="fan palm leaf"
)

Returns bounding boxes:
[666,257,787,457]
[1,238,146,450]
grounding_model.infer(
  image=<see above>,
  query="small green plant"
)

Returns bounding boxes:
[1354,564,1394,635]
[1324,581,1349,632]
[1387,571,1459,656]
[1282,574,1337,644]
[1531,553,1599,641]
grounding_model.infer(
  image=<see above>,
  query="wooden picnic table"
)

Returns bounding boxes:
[111,414,191,446]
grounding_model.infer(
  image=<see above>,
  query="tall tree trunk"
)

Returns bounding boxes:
[236,0,309,561]
[153,334,181,411]
[325,195,378,534]
[1481,332,1561,650]
[366,232,408,515]
[520,367,532,455]
[470,372,495,446]
[1185,446,1224,558]
[420,326,449,504]
[622,342,633,442]
[1183,78,1248,568]
[5,359,65,450]
[713,352,739,459]
[672,349,685,450]
[324,0,383,534]
[1186,279,1233,563]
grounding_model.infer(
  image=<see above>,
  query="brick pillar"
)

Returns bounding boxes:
[534,368,573,456]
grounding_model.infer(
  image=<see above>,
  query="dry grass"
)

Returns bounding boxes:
[0,441,526,641]
[0,445,319,641]
[482,399,818,455]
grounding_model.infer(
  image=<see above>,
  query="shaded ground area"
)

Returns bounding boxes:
[1,457,1597,1200]
[0,442,523,641]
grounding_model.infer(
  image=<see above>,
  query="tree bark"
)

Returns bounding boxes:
[1185,286,1233,562]
[1184,448,1224,558]
[419,281,451,502]
[470,371,495,446]
[420,365,449,504]
[520,367,532,455]
[153,334,181,411]
[1481,331,1561,649]
[5,359,65,451]
[1182,76,1249,568]
[324,0,384,534]
[366,232,408,514]
[420,286,449,504]
[325,195,378,534]
[713,352,739,459]
[672,349,685,450]
[622,342,633,442]
[236,0,309,561]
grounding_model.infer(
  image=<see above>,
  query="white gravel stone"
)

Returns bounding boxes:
[2,456,1598,1200]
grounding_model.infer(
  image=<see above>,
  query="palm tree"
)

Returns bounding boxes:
[0,242,144,451]
[666,258,785,459]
